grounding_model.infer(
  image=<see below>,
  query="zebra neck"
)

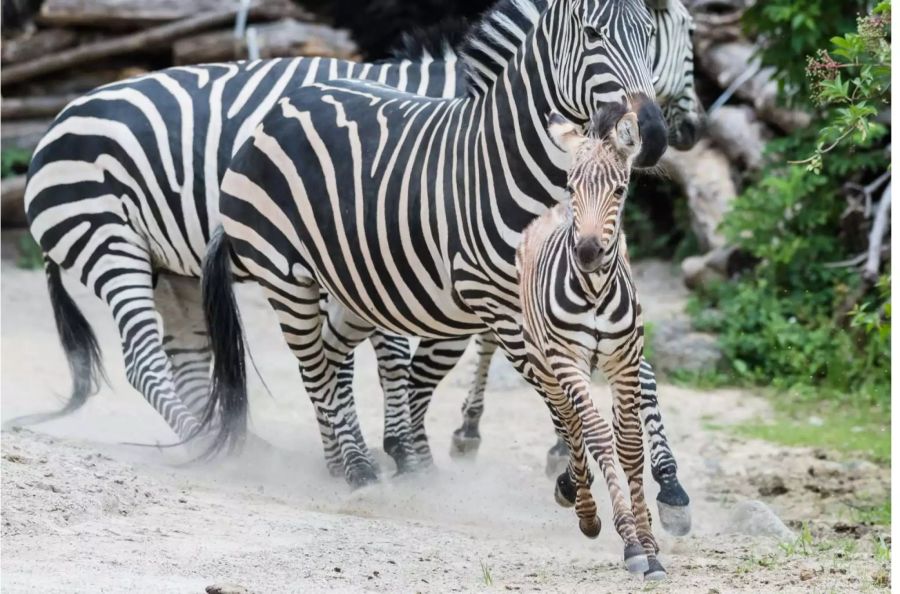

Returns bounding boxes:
[458,2,580,239]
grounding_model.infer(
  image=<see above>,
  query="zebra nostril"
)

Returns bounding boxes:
[575,236,603,272]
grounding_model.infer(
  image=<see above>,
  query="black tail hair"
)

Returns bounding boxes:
[199,227,248,458]
[3,257,106,430]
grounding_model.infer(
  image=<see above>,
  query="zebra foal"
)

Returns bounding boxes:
[517,105,681,578]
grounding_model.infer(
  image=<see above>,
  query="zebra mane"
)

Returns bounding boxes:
[387,18,472,62]
[457,0,546,93]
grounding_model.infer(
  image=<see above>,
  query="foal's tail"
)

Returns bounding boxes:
[199,227,249,457]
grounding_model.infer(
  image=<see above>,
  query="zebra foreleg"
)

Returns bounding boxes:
[544,382,601,540]
[450,331,496,458]
[368,331,417,474]
[608,370,663,579]
[639,358,691,536]
[562,373,648,574]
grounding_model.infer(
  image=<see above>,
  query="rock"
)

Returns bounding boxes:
[206,585,250,594]
[756,474,789,497]
[650,317,724,374]
[726,500,796,542]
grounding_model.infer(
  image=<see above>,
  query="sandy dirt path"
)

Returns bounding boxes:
[0,254,889,593]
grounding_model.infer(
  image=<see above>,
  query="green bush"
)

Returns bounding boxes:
[692,2,891,410]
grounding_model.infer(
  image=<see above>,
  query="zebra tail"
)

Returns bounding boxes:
[3,257,106,430]
[200,227,248,458]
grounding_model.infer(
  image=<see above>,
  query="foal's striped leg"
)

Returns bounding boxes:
[561,368,648,574]
[608,361,663,579]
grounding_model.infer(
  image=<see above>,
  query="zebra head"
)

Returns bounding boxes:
[548,106,641,273]
[551,0,667,168]
[647,0,704,150]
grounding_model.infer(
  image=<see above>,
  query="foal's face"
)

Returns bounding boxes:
[548,109,642,273]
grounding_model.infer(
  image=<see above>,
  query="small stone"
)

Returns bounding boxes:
[334,567,341,573]
[800,568,815,581]
[726,500,795,542]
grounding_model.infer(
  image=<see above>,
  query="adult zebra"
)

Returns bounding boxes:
[18,0,699,474]
[18,42,465,471]
[204,0,692,551]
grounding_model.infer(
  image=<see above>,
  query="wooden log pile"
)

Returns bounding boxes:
[0,0,360,227]
[0,0,817,280]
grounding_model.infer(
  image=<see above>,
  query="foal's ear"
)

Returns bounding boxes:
[613,112,642,160]
[547,111,587,154]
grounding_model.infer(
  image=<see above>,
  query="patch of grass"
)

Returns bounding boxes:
[668,368,735,389]
[16,233,43,270]
[849,499,892,526]
[733,396,890,464]
[1,148,31,178]
[480,561,493,586]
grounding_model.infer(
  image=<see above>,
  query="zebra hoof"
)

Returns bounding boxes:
[578,515,601,538]
[623,543,650,574]
[644,557,667,581]
[346,464,379,489]
[657,500,692,536]
[553,472,576,508]
[449,429,481,459]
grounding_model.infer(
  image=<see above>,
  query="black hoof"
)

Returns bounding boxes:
[644,557,667,581]
[384,437,419,475]
[449,428,481,459]
[346,464,379,489]
[624,543,650,574]
[554,471,576,508]
[579,515,601,538]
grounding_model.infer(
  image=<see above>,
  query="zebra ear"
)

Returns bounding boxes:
[613,112,642,160]
[547,111,586,154]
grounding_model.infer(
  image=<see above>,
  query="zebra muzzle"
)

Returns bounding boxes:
[575,236,603,273]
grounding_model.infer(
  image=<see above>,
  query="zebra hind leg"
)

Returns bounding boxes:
[98,253,202,442]
[640,358,691,537]
[450,332,495,459]
[407,336,469,466]
[267,288,379,488]
[155,273,281,455]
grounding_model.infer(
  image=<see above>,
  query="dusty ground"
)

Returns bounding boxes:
[0,248,891,593]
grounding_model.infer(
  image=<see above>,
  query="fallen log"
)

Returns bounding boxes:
[2,3,293,86]
[1,176,28,228]
[1,119,49,152]
[706,105,769,171]
[173,19,357,64]
[1,28,80,64]
[698,41,810,133]
[37,0,236,29]
[2,95,79,120]
[660,139,737,252]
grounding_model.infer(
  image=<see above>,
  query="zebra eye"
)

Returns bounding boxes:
[613,186,626,198]
[566,185,574,194]
[584,26,603,44]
